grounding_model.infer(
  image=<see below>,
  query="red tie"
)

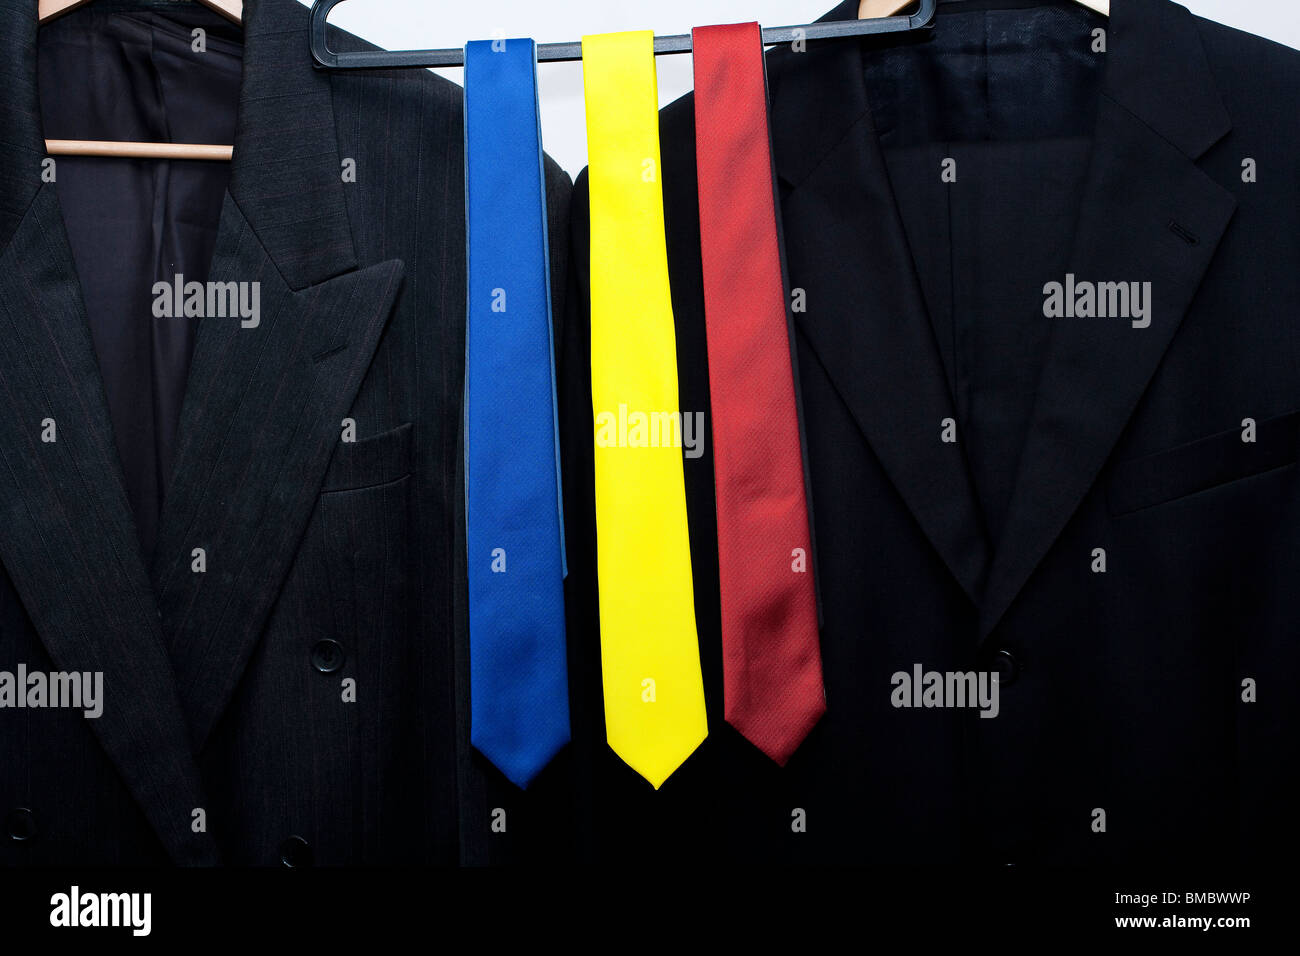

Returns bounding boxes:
[691,22,826,765]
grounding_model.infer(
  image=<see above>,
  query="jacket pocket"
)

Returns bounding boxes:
[321,422,413,492]
[303,427,415,860]
[1107,410,1300,516]
[317,422,414,635]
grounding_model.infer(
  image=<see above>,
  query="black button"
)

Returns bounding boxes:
[6,807,35,842]
[279,835,313,868]
[311,639,345,674]
[992,648,1021,687]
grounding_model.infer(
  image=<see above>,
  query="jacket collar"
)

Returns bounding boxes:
[767,0,992,603]
[766,0,1236,624]
[770,0,1230,181]
[1103,0,1230,159]
[225,0,359,289]
[979,0,1236,638]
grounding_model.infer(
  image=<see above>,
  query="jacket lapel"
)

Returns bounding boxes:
[0,0,217,865]
[769,0,991,603]
[979,0,1237,638]
[0,0,399,856]
[150,0,405,751]
[151,202,403,752]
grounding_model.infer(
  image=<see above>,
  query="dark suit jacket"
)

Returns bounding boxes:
[0,0,574,866]
[566,0,1300,864]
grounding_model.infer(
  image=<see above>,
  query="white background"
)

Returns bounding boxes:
[300,0,1300,175]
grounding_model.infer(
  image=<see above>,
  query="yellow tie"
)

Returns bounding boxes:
[582,30,708,789]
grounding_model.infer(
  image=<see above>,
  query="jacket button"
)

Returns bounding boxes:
[311,639,345,673]
[6,807,35,841]
[992,648,1021,687]
[279,835,313,868]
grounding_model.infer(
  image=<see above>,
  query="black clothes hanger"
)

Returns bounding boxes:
[308,0,939,70]
[862,0,1105,17]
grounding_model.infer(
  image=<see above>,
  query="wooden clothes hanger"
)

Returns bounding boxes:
[39,0,242,160]
[860,0,1108,18]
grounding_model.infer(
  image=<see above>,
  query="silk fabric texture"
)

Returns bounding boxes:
[692,22,826,765]
[582,30,707,789]
[464,37,570,788]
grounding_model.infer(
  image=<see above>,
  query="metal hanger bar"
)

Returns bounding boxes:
[309,0,938,70]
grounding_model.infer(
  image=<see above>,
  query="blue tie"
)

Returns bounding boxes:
[464,37,569,788]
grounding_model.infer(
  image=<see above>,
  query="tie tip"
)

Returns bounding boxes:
[472,733,570,789]
[609,732,708,790]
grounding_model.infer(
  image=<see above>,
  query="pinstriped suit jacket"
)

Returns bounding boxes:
[0,0,575,865]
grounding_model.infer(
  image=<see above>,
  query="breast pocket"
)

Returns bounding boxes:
[316,422,414,650]
[322,422,414,492]
[1107,410,1300,516]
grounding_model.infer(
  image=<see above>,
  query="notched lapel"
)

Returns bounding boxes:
[0,186,218,865]
[769,36,991,604]
[979,98,1237,639]
[979,0,1239,638]
[151,195,405,751]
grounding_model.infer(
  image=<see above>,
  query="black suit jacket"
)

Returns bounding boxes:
[0,0,574,866]
[566,0,1300,863]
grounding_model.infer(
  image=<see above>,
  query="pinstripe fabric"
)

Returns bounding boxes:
[0,0,574,866]
[226,0,356,290]
[0,185,215,866]
[0,0,41,250]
